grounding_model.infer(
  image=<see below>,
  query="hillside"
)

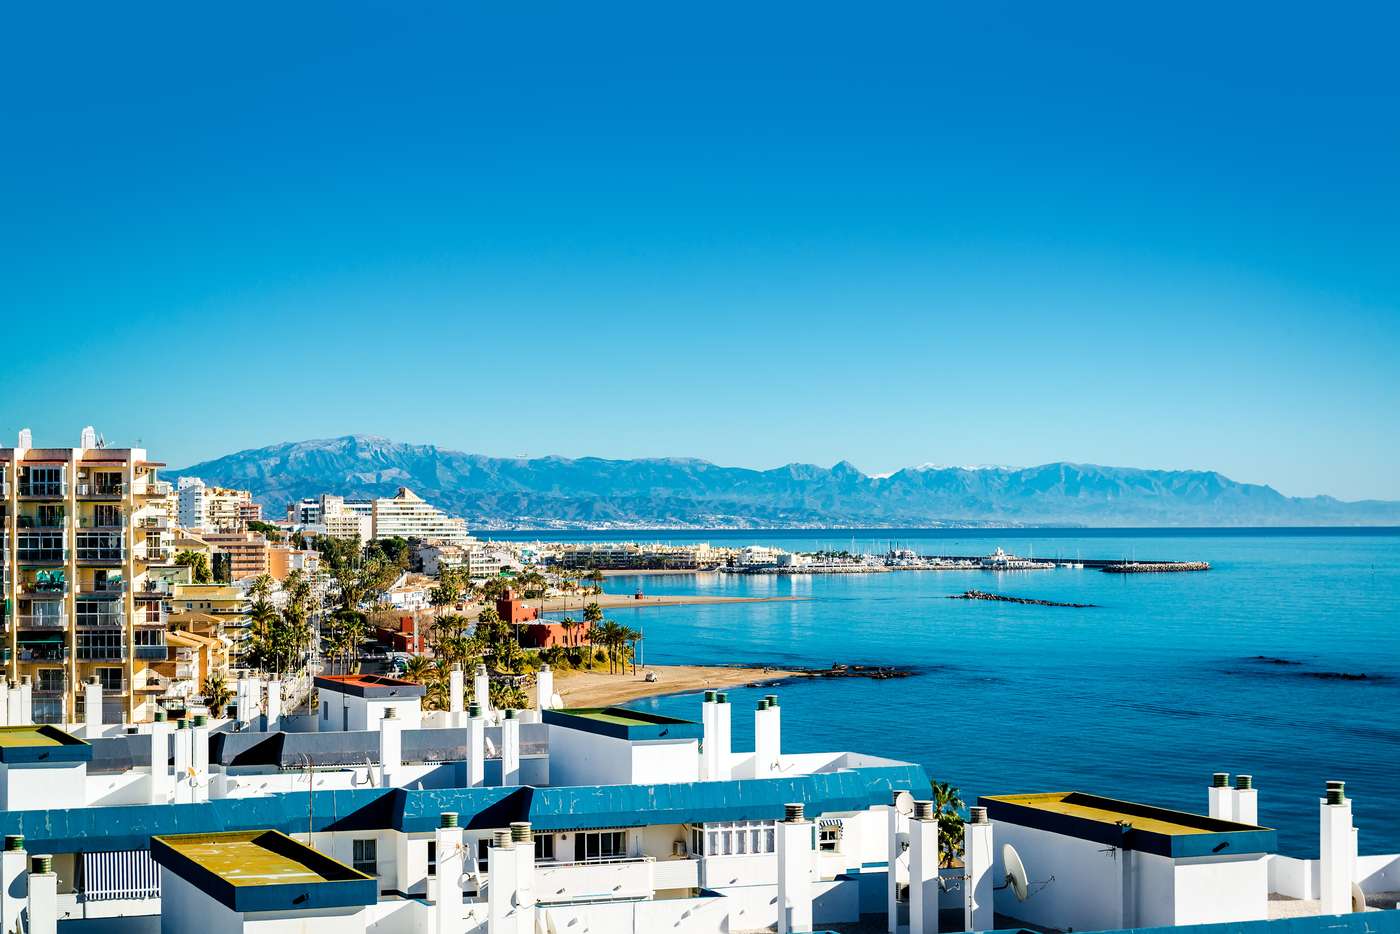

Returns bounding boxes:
[170,436,1400,529]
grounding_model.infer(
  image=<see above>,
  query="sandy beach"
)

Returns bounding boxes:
[521,592,801,614]
[554,664,804,707]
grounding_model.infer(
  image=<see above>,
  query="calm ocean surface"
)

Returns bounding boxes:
[499,529,1400,854]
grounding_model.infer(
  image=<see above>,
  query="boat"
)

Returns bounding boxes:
[980,547,1055,571]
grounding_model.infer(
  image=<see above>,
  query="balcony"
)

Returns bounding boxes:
[76,601,124,628]
[136,644,168,661]
[18,479,65,499]
[142,515,172,531]
[76,639,127,662]
[17,642,69,662]
[76,531,125,563]
[16,532,67,564]
[16,613,67,629]
[77,480,126,499]
[20,573,67,595]
[533,857,657,905]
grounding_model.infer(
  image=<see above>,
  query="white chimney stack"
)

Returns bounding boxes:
[887,791,909,933]
[1208,772,1234,821]
[80,426,97,449]
[0,836,26,934]
[379,707,403,787]
[449,664,465,725]
[4,681,18,726]
[84,677,103,735]
[473,664,491,717]
[535,664,554,711]
[501,710,521,786]
[776,803,813,934]
[1319,781,1354,915]
[1233,774,1258,826]
[466,703,486,787]
[0,681,9,727]
[265,679,282,731]
[173,719,194,804]
[235,678,256,726]
[701,691,716,779]
[26,854,57,934]
[17,428,32,449]
[511,822,537,934]
[19,677,32,725]
[192,715,211,802]
[487,831,517,934]
[908,800,939,934]
[964,806,995,932]
[435,813,465,934]
[712,692,732,780]
[148,712,171,803]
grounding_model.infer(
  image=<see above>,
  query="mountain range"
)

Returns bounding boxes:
[168,436,1400,529]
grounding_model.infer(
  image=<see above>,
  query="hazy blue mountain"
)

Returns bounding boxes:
[170,435,1400,529]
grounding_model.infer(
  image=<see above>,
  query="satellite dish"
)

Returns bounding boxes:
[485,736,498,757]
[894,791,915,816]
[1003,843,1030,901]
[1351,881,1367,913]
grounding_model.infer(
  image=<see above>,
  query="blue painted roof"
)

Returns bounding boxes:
[542,707,703,742]
[0,764,928,852]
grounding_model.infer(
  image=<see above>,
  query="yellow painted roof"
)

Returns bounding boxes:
[984,791,1255,835]
[0,726,67,748]
[156,832,342,886]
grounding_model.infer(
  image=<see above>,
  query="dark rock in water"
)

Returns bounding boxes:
[948,590,1097,608]
[1252,656,1303,666]
[1305,671,1375,682]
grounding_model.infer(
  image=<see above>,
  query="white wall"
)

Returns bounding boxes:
[1173,854,1268,924]
[0,761,87,810]
[991,821,1127,932]
[630,739,699,785]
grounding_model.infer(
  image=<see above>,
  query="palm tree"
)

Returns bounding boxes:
[201,673,232,716]
[559,616,578,648]
[402,654,434,685]
[175,550,213,583]
[248,573,275,602]
[932,781,966,867]
[585,569,605,595]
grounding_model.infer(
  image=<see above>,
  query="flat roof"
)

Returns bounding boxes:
[543,706,703,742]
[314,673,425,699]
[151,830,377,913]
[980,792,1277,859]
[0,725,92,764]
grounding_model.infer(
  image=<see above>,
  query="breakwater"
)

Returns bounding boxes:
[948,590,1097,608]
[1102,561,1210,573]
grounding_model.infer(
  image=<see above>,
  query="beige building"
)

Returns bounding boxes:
[176,477,257,533]
[268,543,320,581]
[1,426,171,723]
[203,531,270,581]
[371,487,473,545]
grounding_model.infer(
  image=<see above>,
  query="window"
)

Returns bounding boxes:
[534,834,554,861]
[352,839,377,876]
[574,831,626,862]
[819,821,843,853]
[693,821,777,857]
[77,630,125,660]
[97,668,124,691]
[427,841,437,877]
[37,669,66,692]
[94,505,122,527]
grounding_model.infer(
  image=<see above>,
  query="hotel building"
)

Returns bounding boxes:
[1,427,170,723]
[370,487,473,545]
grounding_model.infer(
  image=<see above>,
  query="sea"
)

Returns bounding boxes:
[494,528,1400,855]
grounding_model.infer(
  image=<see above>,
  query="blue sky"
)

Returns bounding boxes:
[3,3,1398,500]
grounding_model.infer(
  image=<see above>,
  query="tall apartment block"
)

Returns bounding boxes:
[1,426,171,723]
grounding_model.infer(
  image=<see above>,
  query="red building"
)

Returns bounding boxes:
[498,589,592,650]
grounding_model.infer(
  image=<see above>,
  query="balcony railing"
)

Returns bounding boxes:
[77,641,127,661]
[135,645,168,661]
[77,480,126,498]
[175,663,197,680]
[18,645,69,662]
[76,532,125,562]
[18,480,66,498]
[17,613,67,629]
[20,578,68,595]
[16,532,67,564]
[76,604,125,628]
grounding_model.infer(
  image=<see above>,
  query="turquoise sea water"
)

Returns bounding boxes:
[500,529,1400,854]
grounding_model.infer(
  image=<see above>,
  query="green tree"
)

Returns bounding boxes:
[201,673,232,716]
[933,781,966,868]
[175,550,213,583]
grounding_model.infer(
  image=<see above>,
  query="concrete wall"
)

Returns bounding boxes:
[0,761,87,810]
[992,821,1128,932]
[1173,854,1268,924]
[537,891,727,934]
[159,869,242,934]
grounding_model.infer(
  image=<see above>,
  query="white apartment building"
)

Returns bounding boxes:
[175,477,255,533]
[371,487,473,545]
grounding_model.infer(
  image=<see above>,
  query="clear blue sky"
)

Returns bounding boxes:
[3,3,1397,500]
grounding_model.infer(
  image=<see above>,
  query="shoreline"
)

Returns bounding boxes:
[552,662,916,708]
[522,592,803,613]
